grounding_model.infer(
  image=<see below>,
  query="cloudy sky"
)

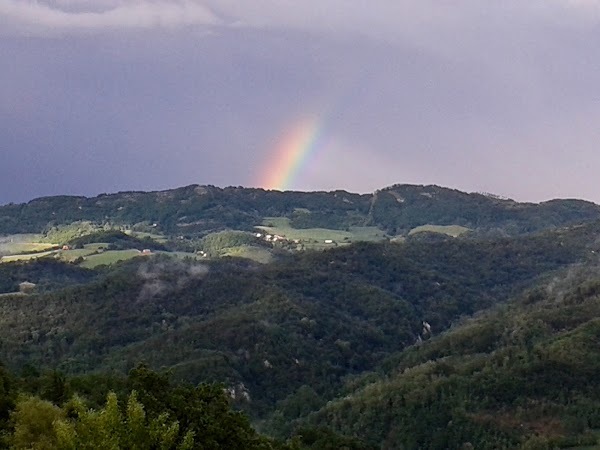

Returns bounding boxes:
[2,0,600,204]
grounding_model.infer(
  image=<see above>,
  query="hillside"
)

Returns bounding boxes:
[1,184,600,448]
[1,222,599,421]
[296,265,600,449]
[1,184,599,239]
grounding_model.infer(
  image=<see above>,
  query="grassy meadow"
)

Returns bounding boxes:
[79,249,145,269]
[408,224,471,237]
[220,246,273,264]
[0,234,56,256]
[257,217,388,249]
[0,250,57,263]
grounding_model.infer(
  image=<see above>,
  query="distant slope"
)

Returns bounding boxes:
[0,184,599,238]
[0,186,372,236]
[372,184,600,235]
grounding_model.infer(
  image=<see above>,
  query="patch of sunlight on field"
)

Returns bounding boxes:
[83,243,110,251]
[1,251,56,263]
[79,249,143,268]
[131,232,168,243]
[0,233,56,256]
[57,243,110,262]
[0,233,44,244]
[408,224,471,238]
[257,217,387,244]
[221,246,273,264]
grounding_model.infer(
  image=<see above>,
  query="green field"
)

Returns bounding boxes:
[408,224,471,237]
[83,243,109,251]
[257,217,387,248]
[220,246,273,264]
[129,231,168,243]
[80,250,205,268]
[0,234,56,256]
[54,243,110,263]
[156,251,201,260]
[0,250,57,263]
[79,249,145,269]
[58,249,93,262]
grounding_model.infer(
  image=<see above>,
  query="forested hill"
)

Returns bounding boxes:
[298,265,600,449]
[1,221,600,423]
[1,183,599,236]
[2,184,600,448]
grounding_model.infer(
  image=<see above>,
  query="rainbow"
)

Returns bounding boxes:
[258,116,323,191]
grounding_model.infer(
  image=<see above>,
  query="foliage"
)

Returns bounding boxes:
[3,366,284,449]
[199,231,265,257]
[296,266,600,448]
[67,230,167,252]
[0,184,597,238]
[0,223,597,425]
[9,396,63,449]
[42,222,103,244]
[0,259,96,294]
[371,184,600,235]
[52,391,193,450]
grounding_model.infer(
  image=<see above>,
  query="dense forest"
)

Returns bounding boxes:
[1,184,600,448]
[296,266,600,448]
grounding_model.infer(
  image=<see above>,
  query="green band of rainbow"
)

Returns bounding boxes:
[259,116,322,191]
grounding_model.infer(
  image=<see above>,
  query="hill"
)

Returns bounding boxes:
[0,184,598,240]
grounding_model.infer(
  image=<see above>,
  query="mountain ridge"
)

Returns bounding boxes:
[2,183,600,238]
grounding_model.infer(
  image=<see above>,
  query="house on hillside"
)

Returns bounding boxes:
[19,282,36,294]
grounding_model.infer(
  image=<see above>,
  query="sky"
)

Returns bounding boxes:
[2,1,600,204]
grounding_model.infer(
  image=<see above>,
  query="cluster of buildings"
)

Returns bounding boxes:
[255,232,291,243]
[255,233,335,245]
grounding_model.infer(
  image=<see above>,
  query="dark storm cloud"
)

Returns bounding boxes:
[1,1,600,204]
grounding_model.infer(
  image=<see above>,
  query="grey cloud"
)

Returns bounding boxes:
[3,1,600,37]
[0,0,220,35]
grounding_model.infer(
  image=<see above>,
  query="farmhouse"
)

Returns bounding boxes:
[19,282,36,294]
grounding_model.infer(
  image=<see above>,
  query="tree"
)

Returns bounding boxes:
[54,391,194,450]
[9,396,63,450]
